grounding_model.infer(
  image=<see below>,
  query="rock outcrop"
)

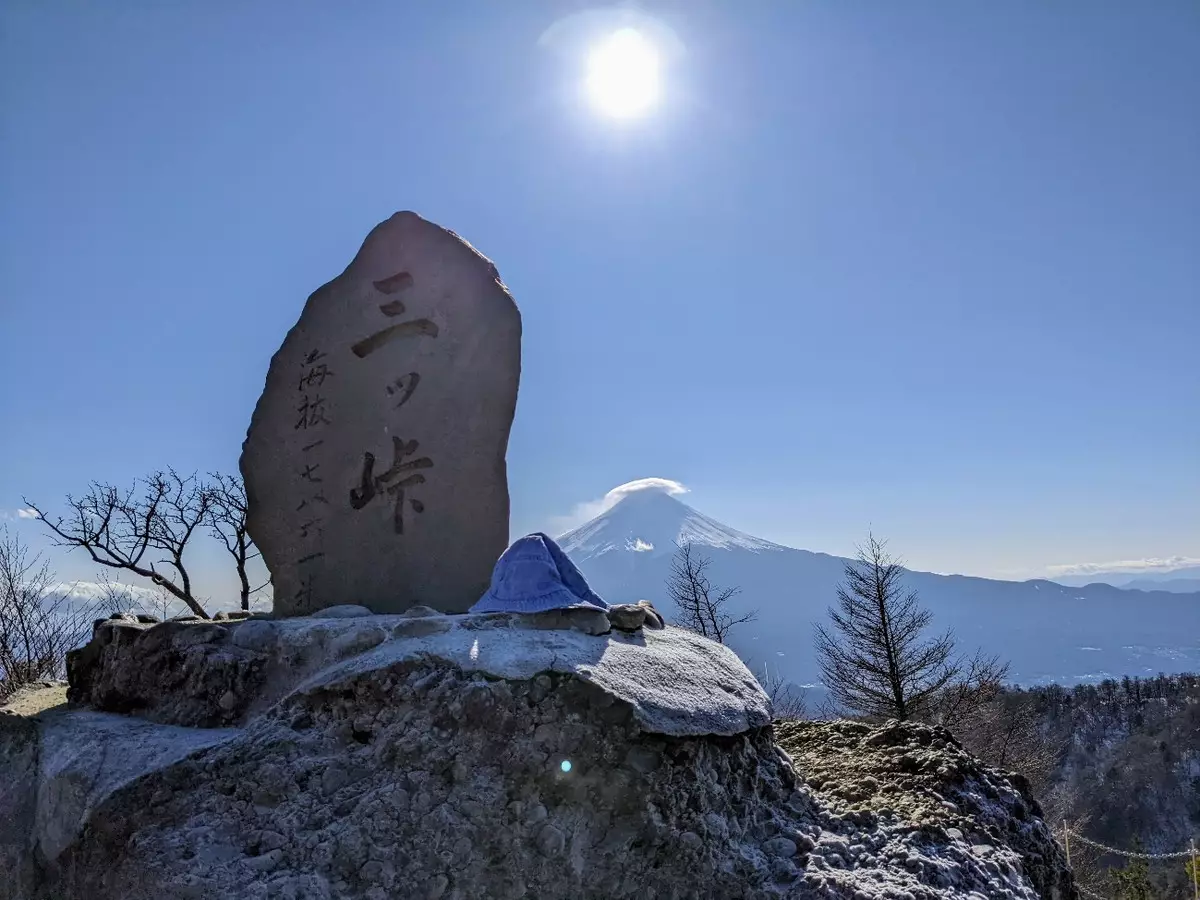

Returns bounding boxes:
[2,612,1076,900]
[776,720,1076,900]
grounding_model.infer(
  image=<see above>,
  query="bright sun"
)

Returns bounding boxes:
[586,28,660,119]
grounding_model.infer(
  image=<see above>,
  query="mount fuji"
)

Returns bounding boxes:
[558,482,1200,690]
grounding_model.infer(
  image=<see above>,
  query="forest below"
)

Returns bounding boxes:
[953,673,1199,899]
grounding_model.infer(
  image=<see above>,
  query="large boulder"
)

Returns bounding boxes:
[241,211,522,617]
[5,615,1076,900]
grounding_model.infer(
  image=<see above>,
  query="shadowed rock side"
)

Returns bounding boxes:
[240,211,521,616]
[3,614,1076,900]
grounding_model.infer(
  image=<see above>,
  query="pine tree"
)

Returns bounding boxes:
[813,533,958,720]
[1110,839,1153,900]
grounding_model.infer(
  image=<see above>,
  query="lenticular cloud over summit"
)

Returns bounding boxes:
[605,478,689,504]
[549,477,689,533]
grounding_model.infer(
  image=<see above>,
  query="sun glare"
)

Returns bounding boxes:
[586,28,660,119]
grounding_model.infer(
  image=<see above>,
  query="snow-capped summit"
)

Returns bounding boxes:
[557,478,787,561]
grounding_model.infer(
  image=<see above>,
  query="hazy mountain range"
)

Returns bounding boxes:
[559,484,1200,690]
[1050,566,1200,593]
[1113,575,1200,593]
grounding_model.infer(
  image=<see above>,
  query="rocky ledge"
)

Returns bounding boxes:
[2,609,1075,900]
[776,720,1075,900]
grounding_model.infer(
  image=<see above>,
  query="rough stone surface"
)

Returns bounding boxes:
[637,600,666,629]
[241,211,522,617]
[66,615,768,736]
[213,611,253,622]
[606,603,648,632]
[6,623,1076,900]
[0,701,39,893]
[516,606,612,637]
[776,719,1077,900]
[66,619,269,727]
[311,605,374,619]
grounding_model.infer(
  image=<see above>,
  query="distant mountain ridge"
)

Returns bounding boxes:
[1049,564,1200,589]
[1107,575,1200,594]
[559,484,1200,690]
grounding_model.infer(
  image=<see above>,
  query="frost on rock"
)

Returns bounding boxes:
[775,719,1077,900]
[2,613,1075,900]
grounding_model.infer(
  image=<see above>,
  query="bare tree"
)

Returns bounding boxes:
[24,469,212,619]
[761,665,809,720]
[667,541,756,644]
[950,687,1064,800]
[204,473,268,612]
[93,570,137,616]
[0,526,96,699]
[930,650,1010,732]
[93,571,184,620]
[814,533,958,721]
[134,585,177,621]
[814,694,844,721]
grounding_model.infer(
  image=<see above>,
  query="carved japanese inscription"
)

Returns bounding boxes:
[241,211,521,615]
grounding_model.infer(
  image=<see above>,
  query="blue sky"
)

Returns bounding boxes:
[2,1,1197,595]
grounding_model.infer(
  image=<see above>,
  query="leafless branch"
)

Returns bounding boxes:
[23,469,211,618]
[666,541,757,644]
[93,570,138,616]
[930,649,1010,732]
[761,665,809,720]
[203,472,268,612]
[0,526,99,699]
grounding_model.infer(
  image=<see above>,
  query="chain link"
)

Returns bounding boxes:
[1064,826,1195,860]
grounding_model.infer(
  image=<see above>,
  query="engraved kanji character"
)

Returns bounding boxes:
[373,271,414,295]
[385,372,421,409]
[299,362,334,391]
[295,394,331,430]
[296,491,330,512]
[349,436,433,534]
[294,573,315,609]
[351,318,438,359]
[384,475,427,534]
[386,372,424,410]
[298,518,324,540]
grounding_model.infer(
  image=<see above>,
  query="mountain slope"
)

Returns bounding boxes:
[559,485,1200,690]
[559,486,787,558]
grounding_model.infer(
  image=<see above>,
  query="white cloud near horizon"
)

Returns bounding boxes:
[42,580,272,615]
[1045,555,1200,577]
[0,507,40,521]
[45,580,160,601]
[547,477,688,536]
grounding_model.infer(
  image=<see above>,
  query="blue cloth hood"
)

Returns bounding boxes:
[469,532,608,614]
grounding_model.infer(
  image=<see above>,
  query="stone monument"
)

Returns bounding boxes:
[240,211,521,616]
